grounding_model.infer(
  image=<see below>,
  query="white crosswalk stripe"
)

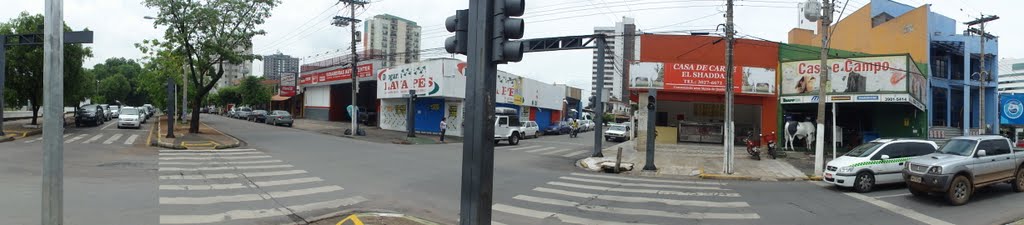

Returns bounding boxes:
[160,185,343,205]
[124,134,139,145]
[525,146,556,153]
[158,169,306,180]
[493,173,756,224]
[65,134,88,143]
[159,151,262,156]
[159,149,257,153]
[81,134,104,144]
[158,164,293,172]
[506,145,542,151]
[159,196,367,224]
[561,150,589,158]
[103,133,123,144]
[24,137,43,143]
[158,159,283,166]
[159,155,271,161]
[542,148,575,155]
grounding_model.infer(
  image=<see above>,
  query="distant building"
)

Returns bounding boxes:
[999,58,1024,93]
[262,52,299,81]
[364,14,421,68]
[592,17,637,115]
[215,46,253,90]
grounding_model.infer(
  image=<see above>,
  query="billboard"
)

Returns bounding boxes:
[1001,94,1024,125]
[780,56,908,95]
[629,61,776,95]
[279,73,296,97]
[376,59,465,99]
[299,63,374,85]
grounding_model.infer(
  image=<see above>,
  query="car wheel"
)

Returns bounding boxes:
[1013,168,1024,193]
[509,134,519,145]
[909,187,928,197]
[946,175,972,206]
[853,172,875,193]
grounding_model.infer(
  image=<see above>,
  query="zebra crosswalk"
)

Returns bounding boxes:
[24,132,141,145]
[157,148,366,225]
[492,172,759,224]
[495,144,592,158]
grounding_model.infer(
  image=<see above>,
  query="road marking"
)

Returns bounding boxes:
[526,147,557,153]
[101,120,117,130]
[547,181,740,197]
[558,176,726,190]
[842,192,955,225]
[570,172,724,185]
[158,149,258,153]
[534,187,749,208]
[64,134,88,143]
[159,170,307,180]
[514,195,760,219]
[507,145,541,151]
[25,137,43,143]
[81,134,104,144]
[103,134,123,144]
[561,150,589,158]
[158,164,293,172]
[543,148,575,155]
[874,193,913,199]
[159,155,272,161]
[160,185,343,205]
[159,177,323,190]
[159,196,367,224]
[492,204,656,225]
[527,140,587,146]
[158,159,283,165]
[63,134,71,138]
[124,134,139,145]
[158,151,263,156]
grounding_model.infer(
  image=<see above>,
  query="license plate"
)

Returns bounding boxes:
[909,176,922,183]
[824,173,833,179]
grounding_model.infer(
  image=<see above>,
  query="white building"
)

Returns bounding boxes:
[364,14,421,68]
[998,58,1024,93]
[592,17,637,116]
[215,46,253,90]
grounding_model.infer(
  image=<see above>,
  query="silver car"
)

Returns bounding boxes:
[265,110,293,127]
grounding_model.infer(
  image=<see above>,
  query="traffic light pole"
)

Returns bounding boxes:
[43,0,65,223]
[459,0,498,224]
[592,34,606,157]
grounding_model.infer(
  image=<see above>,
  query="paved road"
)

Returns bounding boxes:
[0,116,157,225]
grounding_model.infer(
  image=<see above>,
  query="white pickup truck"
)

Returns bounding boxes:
[494,107,523,145]
[903,135,1024,205]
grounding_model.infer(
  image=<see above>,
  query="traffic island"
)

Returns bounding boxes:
[309,212,440,225]
[152,118,242,149]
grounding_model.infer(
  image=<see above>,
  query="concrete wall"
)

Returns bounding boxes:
[304,107,329,121]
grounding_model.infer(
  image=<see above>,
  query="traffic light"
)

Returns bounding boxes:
[493,0,525,63]
[647,95,656,110]
[444,9,468,54]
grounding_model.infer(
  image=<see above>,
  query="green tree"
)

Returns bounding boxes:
[1,12,93,125]
[214,85,242,107]
[91,57,146,105]
[99,74,131,104]
[239,76,270,108]
[142,0,278,133]
[137,47,184,110]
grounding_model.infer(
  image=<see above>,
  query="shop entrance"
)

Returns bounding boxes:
[782,103,923,151]
[328,81,378,123]
[657,101,762,144]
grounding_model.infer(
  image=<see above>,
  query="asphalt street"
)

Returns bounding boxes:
[3,114,1024,224]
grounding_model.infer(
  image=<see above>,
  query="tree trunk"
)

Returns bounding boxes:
[31,105,40,125]
[189,95,201,134]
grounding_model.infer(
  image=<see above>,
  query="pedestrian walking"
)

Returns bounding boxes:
[440,118,447,143]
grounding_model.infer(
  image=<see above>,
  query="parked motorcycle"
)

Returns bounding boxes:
[744,131,761,160]
[761,131,777,159]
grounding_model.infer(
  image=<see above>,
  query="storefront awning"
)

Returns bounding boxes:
[271,95,292,101]
[780,93,925,111]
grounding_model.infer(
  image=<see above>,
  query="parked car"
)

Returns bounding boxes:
[545,121,572,135]
[904,135,1024,205]
[109,105,121,118]
[604,124,631,142]
[235,107,252,119]
[823,139,938,192]
[143,104,155,116]
[117,107,142,129]
[265,110,294,127]
[520,121,539,139]
[493,107,523,145]
[98,104,113,121]
[75,104,106,127]
[226,107,238,118]
[248,110,268,122]
[138,107,150,124]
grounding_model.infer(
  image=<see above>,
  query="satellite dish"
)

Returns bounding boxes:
[804,0,822,22]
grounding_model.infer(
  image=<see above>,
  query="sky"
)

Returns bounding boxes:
[2,0,1022,103]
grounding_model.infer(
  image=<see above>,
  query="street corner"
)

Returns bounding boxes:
[152,119,244,150]
[1008,218,1024,225]
[575,156,636,173]
[311,212,441,225]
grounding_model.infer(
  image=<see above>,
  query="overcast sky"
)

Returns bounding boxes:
[2,0,1021,102]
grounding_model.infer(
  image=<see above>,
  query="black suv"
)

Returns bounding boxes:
[76,104,107,127]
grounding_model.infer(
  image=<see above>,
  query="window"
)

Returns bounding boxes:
[909,143,937,156]
[871,144,901,160]
[498,117,508,126]
[982,139,1011,155]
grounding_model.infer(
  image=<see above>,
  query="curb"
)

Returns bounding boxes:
[0,136,13,143]
[696,166,816,182]
[200,121,243,149]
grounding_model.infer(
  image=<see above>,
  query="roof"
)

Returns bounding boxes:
[951,135,1008,141]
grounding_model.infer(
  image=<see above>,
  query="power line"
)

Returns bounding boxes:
[256,6,351,54]
[254,2,342,53]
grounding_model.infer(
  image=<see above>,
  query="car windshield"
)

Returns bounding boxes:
[609,125,627,131]
[121,108,139,115]
[254,110,267,114]
[241,108,252,112]
[273,111,290,116]
[844,142,883,157]
[80,106,97,112]
[938,139,977,156]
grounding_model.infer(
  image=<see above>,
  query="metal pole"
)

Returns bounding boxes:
[592,34,606,157]
[349,1,361,136]
[0,36,6,136]
[643,88,657,171]
[814,0,833,177]
[407,90,416,137]
[42,0,64,224]
[832,102,836,160]
[978,20,987,134]
[459,0,497,223]
[723,0,735,174]
[182,69,187,121]
[167,77,176,138]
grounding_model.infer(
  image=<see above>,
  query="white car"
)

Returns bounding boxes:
[117,107,142,129]
[520,121,540,139]
[604,124,630,142]
[823,139,938,192]
[493,107,523,145]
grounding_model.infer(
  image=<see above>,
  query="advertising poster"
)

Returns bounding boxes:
[299,64,374,85]
[496,71,523,105]
[629,61,776,95]
[1002,94,1024,125]
[279,73,296,97]
[780,56,908,95]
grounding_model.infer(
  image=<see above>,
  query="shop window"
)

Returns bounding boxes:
[656,112,668,126]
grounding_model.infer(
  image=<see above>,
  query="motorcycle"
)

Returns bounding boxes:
[761,131,777,159]
[744,131,761,160]
[569,127,579,138]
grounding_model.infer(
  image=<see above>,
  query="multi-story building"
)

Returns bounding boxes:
[998,58,1024,93]
[215,47,253,90]
[262,52,299,81]
[592,17,637,116]
[363,14,421,68]
[788,0,999,135]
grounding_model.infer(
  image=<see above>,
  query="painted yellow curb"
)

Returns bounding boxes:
[336,214,365,225]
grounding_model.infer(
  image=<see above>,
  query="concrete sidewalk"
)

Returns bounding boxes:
[580,141,809,181]
[152,117,241,149]
[291,118,462,145]
[1,114,74,142]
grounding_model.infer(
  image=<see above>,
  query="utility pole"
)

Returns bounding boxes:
[965,14,998,134]
[0,35,6,137]
[814,0,833,177]
[181,69,187,121]
[723,0,736,174]
[334,0,367,136]
[43,0,64,224]
[593,34,606,158]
